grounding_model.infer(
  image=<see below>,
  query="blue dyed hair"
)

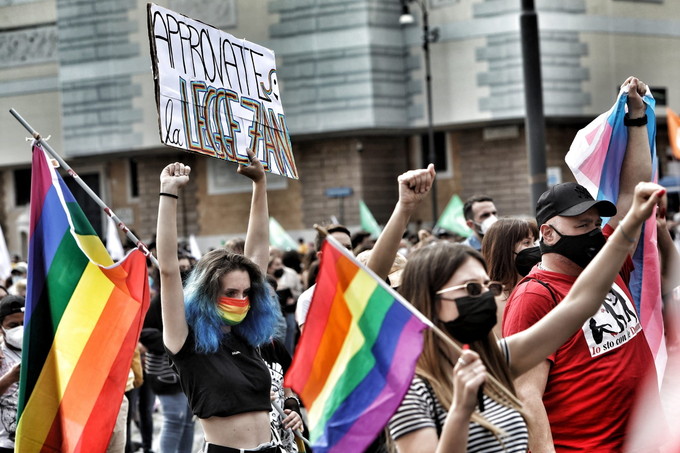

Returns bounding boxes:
[183,249,280,353]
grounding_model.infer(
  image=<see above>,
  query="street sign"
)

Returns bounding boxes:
[325,187,353,198]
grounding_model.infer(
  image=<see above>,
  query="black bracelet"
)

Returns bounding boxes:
[623,113,647,127]
[159,192,179,199]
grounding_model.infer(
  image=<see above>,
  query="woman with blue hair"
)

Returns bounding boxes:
[156,150,302,453]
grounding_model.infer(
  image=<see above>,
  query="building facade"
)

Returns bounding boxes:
[0,0,678,257]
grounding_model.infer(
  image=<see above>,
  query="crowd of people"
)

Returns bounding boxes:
[0,76,679,453]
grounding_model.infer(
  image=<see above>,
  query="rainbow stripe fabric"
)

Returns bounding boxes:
[16,145,150,452]
[565,88,665,379]
[284,238,427,453]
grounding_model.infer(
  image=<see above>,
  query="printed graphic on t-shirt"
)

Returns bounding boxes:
[581,283,641,357]
[264,360,298,452]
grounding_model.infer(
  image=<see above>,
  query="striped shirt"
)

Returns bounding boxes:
[388,341,528,452]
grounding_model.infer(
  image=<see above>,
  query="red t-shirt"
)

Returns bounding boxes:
[502,225,657,452]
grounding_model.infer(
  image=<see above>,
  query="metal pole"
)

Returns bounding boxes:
[9,108,158,267]
[520,0,548,213]
[422,2,439,223]
[339,197,344,225]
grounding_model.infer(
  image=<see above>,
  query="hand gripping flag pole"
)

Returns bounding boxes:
[9,108,158,267]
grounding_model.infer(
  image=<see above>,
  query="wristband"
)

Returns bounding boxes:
[159,192,179,199]
[623,113,647,127]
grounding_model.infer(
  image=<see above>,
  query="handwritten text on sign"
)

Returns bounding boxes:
[147,3,298,179]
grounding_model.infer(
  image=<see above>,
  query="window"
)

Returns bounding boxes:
[13,168,31,206]
[420,131,448,173]
[650,87,667,106]
[207,159,288,194]
[129,158,139,198]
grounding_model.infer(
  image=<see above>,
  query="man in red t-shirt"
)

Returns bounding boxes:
[503,77,662,452]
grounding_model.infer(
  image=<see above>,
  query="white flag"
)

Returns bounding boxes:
[0,225,11,281]
[106,216,125,261]
[189,234,202,260]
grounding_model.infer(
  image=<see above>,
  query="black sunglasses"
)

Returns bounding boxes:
[436,281,504,298]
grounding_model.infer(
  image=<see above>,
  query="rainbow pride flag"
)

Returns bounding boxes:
[16,144,150,452]
[285,237,428,453]
[565,87,665,380]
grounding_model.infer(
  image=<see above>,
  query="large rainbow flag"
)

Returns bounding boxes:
[16,144,150,452]
[285,237,428,453]
[565,86,665,380]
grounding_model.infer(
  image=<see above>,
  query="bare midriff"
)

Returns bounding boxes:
[200,411,271,448]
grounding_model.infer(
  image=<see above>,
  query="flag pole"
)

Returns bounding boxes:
[9,108,159,267]
[271,400,310,449]
[314,225,523,410]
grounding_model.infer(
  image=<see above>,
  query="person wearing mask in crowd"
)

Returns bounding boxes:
[461,196,498,251]
[382,174,665,452]
[481,218,540,338]
[366,160,665,451]
[502,76,670,453]
[156,151,302,453]
[0,295,24,453]
[295,223,352,332]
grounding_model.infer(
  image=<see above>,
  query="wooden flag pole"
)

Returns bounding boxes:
[9,108,159,267]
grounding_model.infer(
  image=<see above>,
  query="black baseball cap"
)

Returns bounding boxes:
[0,295,25,321]
[536,182,617,227]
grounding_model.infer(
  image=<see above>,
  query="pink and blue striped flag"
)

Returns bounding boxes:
[565,86,665,380]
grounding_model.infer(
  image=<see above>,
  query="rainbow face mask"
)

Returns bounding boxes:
[217,296,250,325]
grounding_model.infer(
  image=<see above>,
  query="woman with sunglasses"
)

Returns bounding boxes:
[378,179,666,452]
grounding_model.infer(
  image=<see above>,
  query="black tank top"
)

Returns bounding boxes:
[167,330,271,418]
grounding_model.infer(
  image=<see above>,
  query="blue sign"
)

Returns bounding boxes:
[325,187,353,198]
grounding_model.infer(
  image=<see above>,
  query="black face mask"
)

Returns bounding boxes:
[441,291,497,344]
[515,246,541,276]
[273,268,285,279]
[540,226,606,269]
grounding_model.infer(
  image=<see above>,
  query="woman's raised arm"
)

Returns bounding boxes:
[367,164,436,278]
[239,149,269,273]
[157,162,191,354]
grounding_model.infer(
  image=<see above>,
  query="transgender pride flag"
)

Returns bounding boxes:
[565,85,665,381]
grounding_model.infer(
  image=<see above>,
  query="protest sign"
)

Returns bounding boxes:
[147,3,298,179]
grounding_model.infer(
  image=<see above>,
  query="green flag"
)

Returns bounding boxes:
[359,200,382,237]
[434,195,472,238]
[269,217,298,251]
